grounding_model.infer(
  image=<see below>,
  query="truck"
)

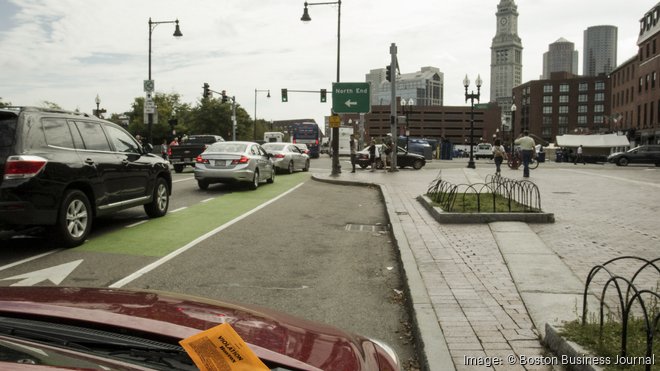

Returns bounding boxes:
[169,134,224,173]
[263,132,285,143]
[330,126,353,156]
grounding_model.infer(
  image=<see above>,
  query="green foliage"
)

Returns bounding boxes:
[0,97,11,108]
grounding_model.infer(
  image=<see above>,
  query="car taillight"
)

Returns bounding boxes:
[231,156,250,165]
[4,155,48,180]
[195,155,209,164]
[168,147,172,156]
[274,154,285,158]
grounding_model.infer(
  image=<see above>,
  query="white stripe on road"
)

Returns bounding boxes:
[173,177,194,183]
[0,249,62,273]
[170,207,187,213]
[562,169,660,189]
[200,198,215,203]
[109,182,306,288]
[126,220,149,228]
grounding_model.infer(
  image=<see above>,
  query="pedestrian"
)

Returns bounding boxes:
[349,134,357,173]
[135,134,143,145]
[383,135,393,169]
[161,139,169,160]
[492,139,507,174]
[369,139,377,172]
[574,145,585,165]
[169,137,179,147]
[514,130,536,178]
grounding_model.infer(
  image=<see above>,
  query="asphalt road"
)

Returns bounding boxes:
[0,157,418,368]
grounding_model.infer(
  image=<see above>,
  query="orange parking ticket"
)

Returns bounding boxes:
[180,323,269,371]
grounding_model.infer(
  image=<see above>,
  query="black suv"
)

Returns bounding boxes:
[0,107,172,247]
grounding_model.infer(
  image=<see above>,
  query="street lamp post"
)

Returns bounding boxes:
[254,89,270,141]
[95,94,101,118]
[463,74,482,169]
[147,17,182,145]
[510,103,517,153]
[301,0,342,176]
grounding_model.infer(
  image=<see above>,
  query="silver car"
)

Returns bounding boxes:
[194,141,275,190]
[262,142,310,174]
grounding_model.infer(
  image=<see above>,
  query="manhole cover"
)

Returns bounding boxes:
[345,224,389,232]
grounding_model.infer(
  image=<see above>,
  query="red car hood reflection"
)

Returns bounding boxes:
[0,287,398,371]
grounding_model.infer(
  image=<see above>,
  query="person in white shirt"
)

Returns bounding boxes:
[574,145,585,165]
[514,130,536,177]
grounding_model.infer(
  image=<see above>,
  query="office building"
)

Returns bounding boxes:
[367,66,444,106]
[542,38,579,79]
[583,25,618,77]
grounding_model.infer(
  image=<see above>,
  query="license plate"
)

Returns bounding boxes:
[184,158,192,163]
[215,160,226,166]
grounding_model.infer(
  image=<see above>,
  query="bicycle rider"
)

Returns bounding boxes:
[514,130,536,178]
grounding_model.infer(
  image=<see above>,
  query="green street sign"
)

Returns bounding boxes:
[332,82,371,113]
[474,103,490,109]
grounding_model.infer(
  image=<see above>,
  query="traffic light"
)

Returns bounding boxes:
[281,88,288,102]
[385,65,391,82]
[320,89,327,103]
[221,90,228,103]
[203,83,210,98]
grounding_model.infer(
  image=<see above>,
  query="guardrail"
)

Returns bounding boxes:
[426,171,542,212]
[582,256,660,370]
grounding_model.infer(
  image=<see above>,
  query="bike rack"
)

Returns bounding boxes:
[426,172,542,212]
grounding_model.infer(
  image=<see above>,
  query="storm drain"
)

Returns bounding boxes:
[345,224,389,232]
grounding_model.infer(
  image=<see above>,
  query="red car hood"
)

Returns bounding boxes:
[0,287,398,371]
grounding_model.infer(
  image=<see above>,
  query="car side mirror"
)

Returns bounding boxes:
[143,143,153,155]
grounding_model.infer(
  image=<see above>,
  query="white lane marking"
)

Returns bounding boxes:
[173,177,194,184]
[200,198,214,203]
[126,220,149,228]
[0,249,63,273]
[109,182,306,288]
[2,259,83,286]
[170,207,187,213]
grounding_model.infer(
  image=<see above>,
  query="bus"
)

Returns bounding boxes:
[292,122,321,158]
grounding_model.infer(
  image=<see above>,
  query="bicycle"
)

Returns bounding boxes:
[507,149,539,170]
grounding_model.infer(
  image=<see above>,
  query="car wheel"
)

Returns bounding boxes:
[359,164,367,169]
[144,177,169,218]
[249,170,259,190]
[52,189,92,248]
[287,161,294,174]
[173,164,184,173]
[197,180,209,190]
[267,168,275,183]
[617,157,629,166]
[303,159,310,172]
[413,159,424,170]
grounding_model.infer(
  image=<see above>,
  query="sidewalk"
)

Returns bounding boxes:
[312,162,660,371]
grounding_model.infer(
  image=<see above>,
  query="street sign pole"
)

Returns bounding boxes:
[390,43,398,172]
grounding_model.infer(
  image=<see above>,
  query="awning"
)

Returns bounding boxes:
[555,134,630,148]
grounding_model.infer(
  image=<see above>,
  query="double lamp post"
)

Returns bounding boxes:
[463,74,482,169]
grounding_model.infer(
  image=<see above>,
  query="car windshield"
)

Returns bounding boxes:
[208,142,247,153]
[263,143,285,151]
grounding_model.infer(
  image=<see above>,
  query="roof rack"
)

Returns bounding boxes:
[2,106,92,118]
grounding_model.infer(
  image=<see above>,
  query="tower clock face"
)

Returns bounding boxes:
[500,17,508,25]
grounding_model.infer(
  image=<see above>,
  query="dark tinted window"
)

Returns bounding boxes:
[42,118,74,149]
[74,121,111,151]
[105,125,140,154]
[0,117,17,147]
[67,121,85,149]
[184,135,222,144]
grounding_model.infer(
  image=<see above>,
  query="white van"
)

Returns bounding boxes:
[475,143,493,160]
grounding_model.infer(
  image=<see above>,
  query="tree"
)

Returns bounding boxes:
[0,98,11,108]
[125,93,192,144]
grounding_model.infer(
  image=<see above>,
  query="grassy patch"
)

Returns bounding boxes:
[560,316,659,371]
[427,192,530,212]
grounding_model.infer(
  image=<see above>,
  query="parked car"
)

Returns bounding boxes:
[293,143,310,155]
[169,134,224,173]
[262,142,310,173]
[475,143,493,160]
[0,286,400,370]
[607,144,660,166]
[194,141,275,190]
[0,107,171,247]
[356,144,426,170]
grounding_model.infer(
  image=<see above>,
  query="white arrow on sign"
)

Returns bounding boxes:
[2,260,83,287]
[344,99,357,108]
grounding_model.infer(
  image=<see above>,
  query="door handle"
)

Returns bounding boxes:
[122,160,129,166]
[84,158,94,165]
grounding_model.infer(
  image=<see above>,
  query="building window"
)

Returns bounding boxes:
[542,116,552,125]
[654,72,657,88]
[559,95,569,103]
[594,92,604,102]
[543,96,553,103]
[579,82,589,91]
[559,84,569,93]
[578,105,588,113]
[577,116,587,125]
[640,77,644,93]
[578,94,588,102]
[594,104,604,113]
[543,84,553,93]
[542,127,552,136]
[595,81,605,91]
[558,116,568,125]
[594,115,603,124]
[558,106,569,114]
[543,106,553,114]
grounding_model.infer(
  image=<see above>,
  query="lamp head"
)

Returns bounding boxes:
[173,19,183,37]
[463,74,470,88]
[95,94,100,105]
[511,103,517,112]
[475,74,482,88]
[267,90,271,98]
[301,3,311,22]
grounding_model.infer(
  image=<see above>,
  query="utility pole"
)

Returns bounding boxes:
[389,43,398,172]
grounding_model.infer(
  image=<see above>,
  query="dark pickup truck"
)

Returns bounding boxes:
[169,135,224,173]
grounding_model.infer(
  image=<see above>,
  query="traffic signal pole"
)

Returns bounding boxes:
[389,43,398,172]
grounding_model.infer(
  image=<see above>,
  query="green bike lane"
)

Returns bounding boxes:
[0,173,309,288]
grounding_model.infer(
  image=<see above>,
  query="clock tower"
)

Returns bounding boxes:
[490,0,523,125]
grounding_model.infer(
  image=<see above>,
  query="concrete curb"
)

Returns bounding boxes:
[312,174,454,371]
[417,195,555,223]
[544,324,604,371]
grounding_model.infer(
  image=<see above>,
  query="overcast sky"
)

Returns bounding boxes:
[0,0,650,133]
